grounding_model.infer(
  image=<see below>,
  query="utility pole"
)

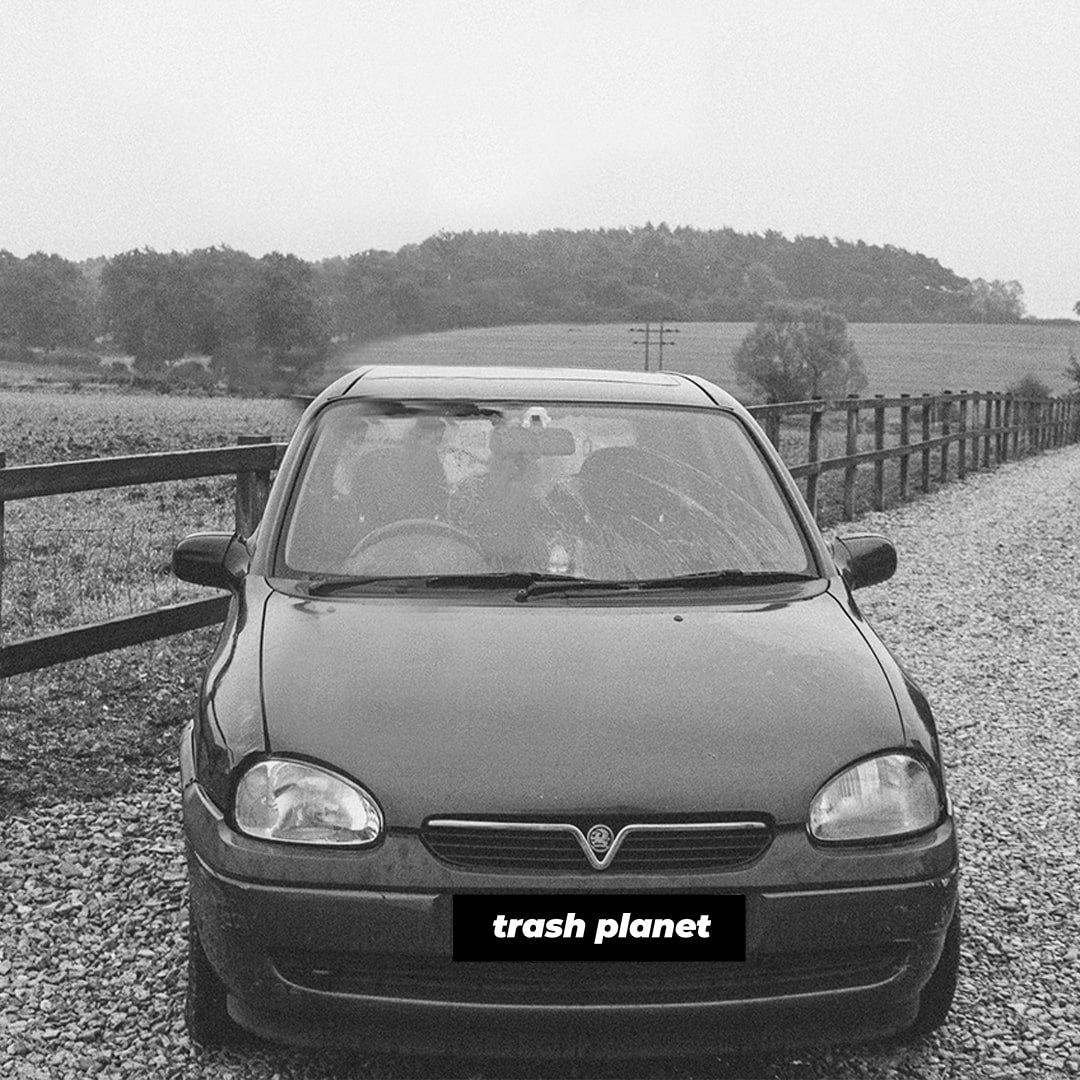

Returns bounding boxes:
[629,321,679,371]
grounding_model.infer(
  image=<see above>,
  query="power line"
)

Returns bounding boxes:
[629,321,679,371]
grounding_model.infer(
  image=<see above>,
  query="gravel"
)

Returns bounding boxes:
[3,444,1080,1079]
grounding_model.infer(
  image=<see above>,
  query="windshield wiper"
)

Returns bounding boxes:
[515,569,817,602]
[306,575,424,595]
[305,572,584,597]
[637,569,818,590]
[307,569,815,600]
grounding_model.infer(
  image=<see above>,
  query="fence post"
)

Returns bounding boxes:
[940,391,952,484]
[805,399,823,520]
[963,388,972,477]
[0,451,5,650]
[899,394,911,501]
[874,395,886,511]
[921,394,932,493]
[843,396,859,521]
[968,393,979,473]
[235,435,273,537]
[765,409,782,450]
[982,392,993,468]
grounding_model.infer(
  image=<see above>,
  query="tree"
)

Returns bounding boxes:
[0,251,93,349]
[250,253,328,390]
[100,250,196,371]
[186,246,259,355]
[734,301,868,402]
[963,279,1025,323]
[253,253,326,353]
[734,262,789,319]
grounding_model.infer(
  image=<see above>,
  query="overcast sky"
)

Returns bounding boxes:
[2,0,1077,317]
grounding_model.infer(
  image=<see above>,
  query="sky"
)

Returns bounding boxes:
[2,0,1078,318]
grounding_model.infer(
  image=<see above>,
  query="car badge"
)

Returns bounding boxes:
[586,824,614,853]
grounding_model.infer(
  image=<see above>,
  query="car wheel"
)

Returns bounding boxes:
[185,910,236,1048]
[908,907,961,1037]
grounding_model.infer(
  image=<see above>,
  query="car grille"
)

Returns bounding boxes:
[421,819,773,873]
[272,945,908,1005]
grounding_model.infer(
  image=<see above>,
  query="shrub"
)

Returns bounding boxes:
[1064,347,1080,390]
[164,359,216,391]
[1007,373,1051,399]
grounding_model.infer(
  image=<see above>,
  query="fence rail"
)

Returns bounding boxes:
[0,437,286,678]
[2,389,1078,678]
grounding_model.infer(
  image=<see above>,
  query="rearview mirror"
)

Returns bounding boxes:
[831,534,897,590]
[493,425,576,457]
[172,532,250,591]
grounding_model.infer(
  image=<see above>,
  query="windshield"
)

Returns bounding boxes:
[279,399,813,583]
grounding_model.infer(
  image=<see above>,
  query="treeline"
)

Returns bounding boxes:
[0,248,326,394]
[0,225,1027,393]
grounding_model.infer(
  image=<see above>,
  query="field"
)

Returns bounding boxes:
[330,321,1080,398]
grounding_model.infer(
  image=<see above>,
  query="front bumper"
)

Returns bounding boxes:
[184,771,959,1056]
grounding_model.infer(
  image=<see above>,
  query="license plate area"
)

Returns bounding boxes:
[452,893,745,961]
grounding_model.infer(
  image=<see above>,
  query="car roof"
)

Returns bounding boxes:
[319,365,740,409]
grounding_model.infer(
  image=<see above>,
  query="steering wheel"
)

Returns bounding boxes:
[348,518,484,560]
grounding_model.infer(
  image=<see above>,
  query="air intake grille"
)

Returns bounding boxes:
[273,944,905,1004]
[421,819,772,873]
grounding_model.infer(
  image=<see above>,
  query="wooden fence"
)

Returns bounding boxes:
[752,389,1080,522]
[0,437,285,678]
[2,390,1078,678]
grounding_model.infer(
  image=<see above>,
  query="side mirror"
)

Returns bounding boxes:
[831,534,897,590]
[172,532,250,591]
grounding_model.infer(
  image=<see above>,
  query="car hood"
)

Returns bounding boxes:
[258,586,904,826]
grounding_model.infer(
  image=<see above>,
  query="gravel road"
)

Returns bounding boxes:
[3,444,1079,1079]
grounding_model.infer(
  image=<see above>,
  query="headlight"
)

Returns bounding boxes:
[234,758,383,845]
[809,752,940,843]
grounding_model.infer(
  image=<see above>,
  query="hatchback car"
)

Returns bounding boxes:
[174,365,959,1057]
